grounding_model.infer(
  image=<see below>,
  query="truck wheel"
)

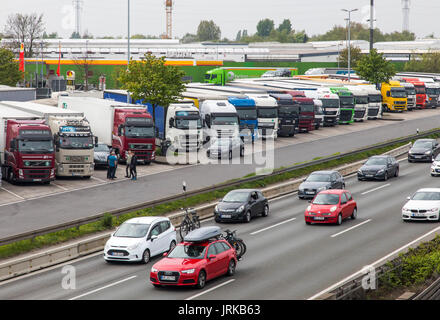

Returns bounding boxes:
[145,161,151,165]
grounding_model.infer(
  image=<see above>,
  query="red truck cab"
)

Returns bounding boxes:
[285,91,315,132]
[113,108,155,164]
[403,78,426,109]
[3,120,55,183]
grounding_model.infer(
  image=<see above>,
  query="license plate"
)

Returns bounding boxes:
[221,214,232,218]
[314,217,325,220]
[306,191,315,195]
[414,156,422,158]
[33,179,42,182]
[111,252,124,256]
[160,275,176,281]
[366,175,373,178]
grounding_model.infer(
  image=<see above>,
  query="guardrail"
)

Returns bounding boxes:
[412,277,440,300]
[1,126,435,247]
[0,142,411,282]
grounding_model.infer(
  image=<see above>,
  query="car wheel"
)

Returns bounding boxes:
[240,146,244,158]
[342,183,346,189]
[305,221,311,225]
[168,240,176,253]
[244,211,251,223]
[226,259,236,276]
[383,171,388,181]
[336,214,342,225]
[228,150,232,160]
[395,168,399,177]
[408,158,412,163]
[153,284,162,288]
[141,249,150,264]
[196,270,206,289]
[262,205,269,217]
[351,208,357,220]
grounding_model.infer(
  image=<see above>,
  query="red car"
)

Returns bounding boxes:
[150,239,237,289]
[304,189,357,225]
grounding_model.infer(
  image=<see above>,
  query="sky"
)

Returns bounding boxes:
[1,0,439,40]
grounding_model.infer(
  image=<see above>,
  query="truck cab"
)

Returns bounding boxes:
[308,88,340,127]
[285,91,315,132]
[329,87,355,124]
[424,82,439,109]
[200,100,240,143]
[205,67,298,86]
[344,86,369,122]
[381,81,407,112]
[403,78,425,109]
[245,93,278,140]
[269,93,298,137]
[400,82,416,111]
[312,99,324,130]
[1,119,55,184]
[166,103,203,151]
[361,86,383,119]
[227,96,258,143]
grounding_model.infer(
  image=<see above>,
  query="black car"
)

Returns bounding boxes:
[94,143,110,168]
[408,139,440,162]
[357,155,399,181]
[214,189,269,223]
[298,170,345,199]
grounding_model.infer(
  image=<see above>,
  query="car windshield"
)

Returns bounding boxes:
[365,158,387,166]
[306,173,331,182]
[313,193,340,205]
[321,99,339,108]
[212,116,239,125]
[212,138,238,146]
[411,192,440,201]
[257,107,278,118]
[18,140,54,153]
[413,141,433,149]
[125,126,155,138]
[60,136,94,149]
[95,144,109,152]
[113,223,150,238]
[236,108,257,120]
[391,89,407,98]
[222,191,249,203]
[368,95,382,103]
[168,244,207,259]
[339,96,354,106]
[175,118,202,129]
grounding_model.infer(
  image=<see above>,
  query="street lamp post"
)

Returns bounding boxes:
[342,8,358,83]
[127,0,131,104]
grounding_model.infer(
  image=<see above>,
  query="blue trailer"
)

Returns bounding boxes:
[227,97,258,142]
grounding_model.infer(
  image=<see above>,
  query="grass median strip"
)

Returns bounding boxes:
[1,132,440,261]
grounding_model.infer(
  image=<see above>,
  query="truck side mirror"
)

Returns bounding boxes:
[386,91,390,97]
[205,115,211,128]
[169,117,174,128]
[94,136,98,146]
[118,125,123,136]
[10,139,16,151]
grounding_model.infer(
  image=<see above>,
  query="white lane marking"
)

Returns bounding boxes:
[0,187,25,200]
[308,224,440,300]
[361,183,390,195]
[69,275,138,300]
[250,217,297,235]
[52,183,69,191]
[330,219,372,238]
[185,279,235,301]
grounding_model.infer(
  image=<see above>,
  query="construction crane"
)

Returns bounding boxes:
[165,0,173,39]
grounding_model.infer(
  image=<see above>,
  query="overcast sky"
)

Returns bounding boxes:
[1,0,439,40]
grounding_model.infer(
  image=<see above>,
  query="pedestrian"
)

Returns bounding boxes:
[106,152,112,179]
[108,151,118,180]
[125,150,132,178]
[130,152,138,181]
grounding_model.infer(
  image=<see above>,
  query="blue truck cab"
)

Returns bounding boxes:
[227,96,258,143]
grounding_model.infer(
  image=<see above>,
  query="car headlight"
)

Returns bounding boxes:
[151,267,158,273]
[317,186,327,192]
[408,150,413,155]
[330,206,338,213]
[377,169,385,174]
[357,169,363,174]
[128,242,141,250]
[402,207,411,213]
[236,205,245,213]
[181,268,195,274]
[306,205,311,211]
[427,208,439,213]
[425,150,432,155]
[214,205,219,212]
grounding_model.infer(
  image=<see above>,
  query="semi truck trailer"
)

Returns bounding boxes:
[205,67,298,86]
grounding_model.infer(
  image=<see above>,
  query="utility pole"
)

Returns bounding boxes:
[369,0,374,52]
[127,0,131,104]
[342,8,358,83]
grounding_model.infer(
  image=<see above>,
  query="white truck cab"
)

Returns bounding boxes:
[344,86,369,122]
[167,102,203,151]
[245,93,278,140]
[199,100,240,143]
[307,88,340,127]
[400,82,416,111]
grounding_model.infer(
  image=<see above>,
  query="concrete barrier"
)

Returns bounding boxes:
[0,143,411,282]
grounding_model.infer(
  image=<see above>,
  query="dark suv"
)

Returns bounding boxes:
[298,170,345,199]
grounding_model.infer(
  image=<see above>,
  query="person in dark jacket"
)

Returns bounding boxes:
[130,153,137,181]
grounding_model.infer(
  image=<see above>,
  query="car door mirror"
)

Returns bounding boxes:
[150,235,158,242]
[406,196,411,200]
[169,118,174,128]
[208,254,216,260]
[163,252,168,257]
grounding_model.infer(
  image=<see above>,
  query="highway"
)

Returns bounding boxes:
[1,110,440,239]
[1,158,440,300]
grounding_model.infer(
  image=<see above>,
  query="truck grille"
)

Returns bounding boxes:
[324,110,337,115]
[68,156,86,163]
[368,108,379,117]
[339,110,353,122]
[354,110,366,119]
[394,101,406,105]
[132,150,152,160]
[25,160,50,167]
[23,169,51,179]
[68,165,85,174]
[130,144,153,150]
[216,129,235,138]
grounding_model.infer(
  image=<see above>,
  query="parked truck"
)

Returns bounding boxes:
[269,93,298,137]
[245,93,278,140]
[380,81,407,112]
[0,104,55,184]
[3,101,95,178]
[344,86,369,122]
[360,85,383,119]
[424,82,439,109]
[104,90,203,153]
[402,78,426,109]
[400,82,416,111]
[205,67,298,86]
[227,96,258,142]
[302,88,340,127]
[59,97,155,164]
[329,87,355,124]
[285,91,315,132]
[199,99,240,142]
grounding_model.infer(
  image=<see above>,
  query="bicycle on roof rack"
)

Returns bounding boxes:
[179,207,201,240]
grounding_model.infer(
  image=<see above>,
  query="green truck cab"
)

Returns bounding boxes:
[205,67,298,86]
[329,87,355,124]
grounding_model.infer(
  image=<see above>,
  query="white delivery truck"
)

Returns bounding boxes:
[58,96,156,164]
[245,93,278,140]
[2,101,95,178]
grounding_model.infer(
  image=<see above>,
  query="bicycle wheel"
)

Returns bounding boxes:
[230,240,244,259]
[179,219,191,240]
[193,216,201,229]
[236,238,247,257]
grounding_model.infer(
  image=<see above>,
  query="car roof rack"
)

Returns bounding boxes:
[183,226,222,242]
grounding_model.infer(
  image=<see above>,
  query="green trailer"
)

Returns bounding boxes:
[204,67,298,86]
[330,87,355,124]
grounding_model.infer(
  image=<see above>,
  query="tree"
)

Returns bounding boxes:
[235,30,242,41]
[278,19,292,34]
[404,51,440,73]
[181,33,198,43]
[338,45,363,68]
[72,43,95,91]
[0,48,23,86]
[256,19,274,37]
[3,13,45,57]
[43,31,59,39]
[355,49,396,85]
[131,34,147,39]
[118,53,186,126]
[197,20,221,42]
[70,31,81,39]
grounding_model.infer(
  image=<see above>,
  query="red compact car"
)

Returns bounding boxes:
[304,189,357,225]
[150,239,237,289]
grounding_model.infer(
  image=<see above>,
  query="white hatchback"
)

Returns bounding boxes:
[402,188,440,221]
[104,216,177,263]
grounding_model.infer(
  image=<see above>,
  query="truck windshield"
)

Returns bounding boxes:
[368,95,382,102]
[415,87,425,94]
[426,88,438,95]
[257,107,278,118]
[125,126,155,138]
[212,116,239,125]
[236,108,257,120]
[60,136,94,149]
[405,88,416,96]
[339,96,354,106]
[299,104,314,113]
[278,106,298,116]
[175,118,202,129]
[18,140,54,153]
[391,89,407,98]
[355,96,369,104]
[321,99,339,108]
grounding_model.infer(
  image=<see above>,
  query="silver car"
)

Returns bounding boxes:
[207,137,244,159]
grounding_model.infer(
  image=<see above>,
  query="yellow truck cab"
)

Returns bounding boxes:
[381,81,407,112]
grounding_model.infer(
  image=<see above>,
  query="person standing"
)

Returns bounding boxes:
[130,152,138,181]
[125,150,132,178]
[108,151,118,180]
